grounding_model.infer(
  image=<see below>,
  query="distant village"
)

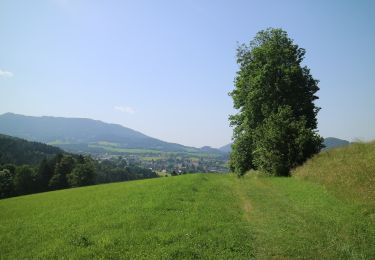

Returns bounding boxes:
[96,152,229,174]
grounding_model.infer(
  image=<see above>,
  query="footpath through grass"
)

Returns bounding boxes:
[237,175,374,259]
[1,174,374,259]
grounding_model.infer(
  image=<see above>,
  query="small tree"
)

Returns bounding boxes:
[229,28,323,176]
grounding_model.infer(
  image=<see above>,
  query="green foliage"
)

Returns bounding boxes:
[0,132,159,199]
[48,173,65,190]
[49,155,75,189]
[0,154,158,199]
[229,134,254,174]
[0,134,160,199]
[0,169,14,198]
[229,28,322,176]
[2,164,16,174]
[253,106,323,176]
[38,158,54,190]
[67,163,95,187]
[13,165,38,195]
[0,134,63,165]
[94,158,157,184]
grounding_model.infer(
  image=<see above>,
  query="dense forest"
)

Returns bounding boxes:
[0,134,158,199]
[0,134,63,165]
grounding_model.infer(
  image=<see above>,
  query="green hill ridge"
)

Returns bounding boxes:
[0,113,224,155]
[293,141,375,209]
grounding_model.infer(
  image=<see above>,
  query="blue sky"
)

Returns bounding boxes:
[0,0,374,148]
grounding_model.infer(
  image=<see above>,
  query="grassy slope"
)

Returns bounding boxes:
[0,175,253,259]
[293,141,375,210]
[1,174,374,259]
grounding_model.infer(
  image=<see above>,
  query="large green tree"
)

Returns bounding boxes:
[229,28,323,176]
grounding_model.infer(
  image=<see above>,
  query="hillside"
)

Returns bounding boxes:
[0,134,161,199]
[293,141,375,208]
[0,113,221,154]
[0,134,63,165]
[1,172,373,258]
[218,143,232,153]
[323,137,350,150]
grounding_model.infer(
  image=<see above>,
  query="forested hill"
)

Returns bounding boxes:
[0,133,158,199]
[0,113,217,154]
[0,134,64,165]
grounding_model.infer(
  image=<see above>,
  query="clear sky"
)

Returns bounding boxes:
[1,0,374,148]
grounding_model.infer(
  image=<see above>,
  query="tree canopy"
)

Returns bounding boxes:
[0,135,159,199]
[229,28,323,176]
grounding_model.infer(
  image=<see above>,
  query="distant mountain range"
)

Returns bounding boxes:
[323,137,350,150]
[219,143,232,153]
[0,113,224,155]
[219,137,350,153]
[0,113,350,156]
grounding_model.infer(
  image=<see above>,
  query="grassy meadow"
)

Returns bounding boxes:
[1,174,254,259]
[1,171,374,258]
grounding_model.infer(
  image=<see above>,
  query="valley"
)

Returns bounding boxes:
[0,113,230,173]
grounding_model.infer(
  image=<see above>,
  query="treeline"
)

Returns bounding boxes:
[0,154,158,199]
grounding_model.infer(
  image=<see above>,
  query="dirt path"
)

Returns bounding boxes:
[233,177,253,221]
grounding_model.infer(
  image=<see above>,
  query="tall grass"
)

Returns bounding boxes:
[293,141,375,210]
